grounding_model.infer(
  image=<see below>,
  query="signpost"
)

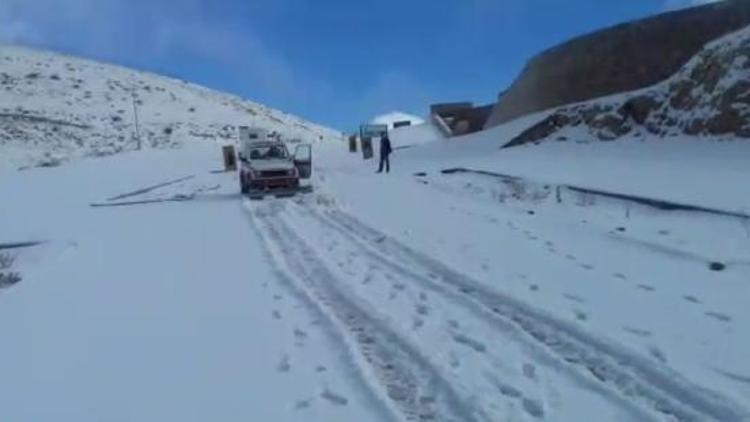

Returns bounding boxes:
[348,135,358,153]
[361,137,374,160]
[222,145,237,171]
[358,124,386,160]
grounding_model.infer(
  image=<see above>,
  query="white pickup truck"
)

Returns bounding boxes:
[237,126,312,199]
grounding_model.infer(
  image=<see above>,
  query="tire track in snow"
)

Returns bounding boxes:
[295,200,749,422]
[245,199,483,422]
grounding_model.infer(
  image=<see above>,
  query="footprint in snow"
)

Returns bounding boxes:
[485,373,523,398]
[412,316,424,330]
[522,363,537,380]
[449,351,461,369]
[563,294,586,304]
[277,355,291,373]
[452,334,487,353]
[416,304,429,316]
[683,295,702,304]
[294,328,308,347]
[447,319,460,329]
[637,284,656,292]
[320,389,348,406]
[418,291,428,302]
[565,254,577,261]
[705,311,732,323]
[294,399,312,410]
[649,346,668,364]
[623,327,652,338]
[580,264,594,270]
[522,398,545,419]
[272,310,282,320]
[612,273,628,280]
[573,310,588,321]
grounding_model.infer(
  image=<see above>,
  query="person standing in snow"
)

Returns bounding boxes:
[377,134,392,173]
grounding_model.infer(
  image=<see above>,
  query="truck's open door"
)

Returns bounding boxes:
[294,144,312,179]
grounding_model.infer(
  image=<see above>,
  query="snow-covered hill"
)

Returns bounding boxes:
[0,45,342,169]
[506,24,750,147]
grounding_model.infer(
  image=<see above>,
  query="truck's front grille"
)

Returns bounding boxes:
[260,170,289,178]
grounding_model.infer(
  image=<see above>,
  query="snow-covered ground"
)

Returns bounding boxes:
[4,121,748,420]
[0,147,388,422]
[307,125,750,420]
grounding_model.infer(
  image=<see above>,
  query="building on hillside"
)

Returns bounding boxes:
[370,112,424,131]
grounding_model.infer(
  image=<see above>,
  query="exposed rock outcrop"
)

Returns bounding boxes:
[487,0,750,129]
[505,25,750,148]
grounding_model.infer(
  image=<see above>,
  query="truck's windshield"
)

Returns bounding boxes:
[248,145,289,160]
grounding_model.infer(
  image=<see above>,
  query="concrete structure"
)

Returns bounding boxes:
[430,102,493,136]
[485,0,750,128]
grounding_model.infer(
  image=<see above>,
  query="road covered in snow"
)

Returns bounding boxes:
[2,129,750,421]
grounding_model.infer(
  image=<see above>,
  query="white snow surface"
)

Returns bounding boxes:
[3,124,750,420]
[0,146,387,422]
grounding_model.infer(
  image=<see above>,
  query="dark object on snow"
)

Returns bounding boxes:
[709,262,726,272]
[0,241,44,251]
[616,227,627,232]
[222,145,237,171]
[527,210,536,215]
[360,137,374,160]
[414,172,427,177]
[377,135,392,173]
[0,272,22,288]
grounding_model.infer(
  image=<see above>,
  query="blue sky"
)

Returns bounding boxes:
[0,0,718,130]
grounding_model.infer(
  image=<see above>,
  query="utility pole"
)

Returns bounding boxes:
[131,88,142,150]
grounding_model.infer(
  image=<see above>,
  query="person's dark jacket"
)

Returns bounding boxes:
[380,136,392,156]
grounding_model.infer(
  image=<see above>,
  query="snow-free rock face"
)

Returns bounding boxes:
[0,45,342,169]
[486,0,750,129]
[505,25,750,148]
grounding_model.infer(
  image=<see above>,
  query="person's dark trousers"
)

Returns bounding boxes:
[377,154,390,173]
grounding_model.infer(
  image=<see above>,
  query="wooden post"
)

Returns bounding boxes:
[361,137,373,160]
[222,145,237,171]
